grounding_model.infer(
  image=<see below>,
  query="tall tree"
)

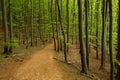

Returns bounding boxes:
[1,0,9,54]
[108,0,114,79]
[85,0,89,69]
[89,1,93,51]
[71,0,76,44]
[22,0,26,45]
[30,0,33,46]
[25,0,29,48]
[100,0,107,69]
[95,0,100,60]
[55,0,60,52]
[9,0,13,53]
[66,0,70,52]
[51,0,56,50]
[116,0,120,79]
[78,0,88,74]
[38,0,41,40]
[56,0,68,63]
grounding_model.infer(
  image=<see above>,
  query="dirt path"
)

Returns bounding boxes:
[9,43,79,80]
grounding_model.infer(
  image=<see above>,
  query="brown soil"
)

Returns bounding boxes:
[0,43,110,80]
[54,44,110,80]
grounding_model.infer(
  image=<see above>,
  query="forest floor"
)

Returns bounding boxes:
[0,42,110,80]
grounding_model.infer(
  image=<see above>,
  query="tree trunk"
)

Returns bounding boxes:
[51,0,56,50]
[85,0,89,69]
[38,0,41,40]
[56,0,68,63]
[89,1,93,52]
[108,0,114,79]
[100,0,107,69]
[8,0,13,53]
[30,0,33,47]
[78,0,88,74]
[71,0,76,44]
[1,0,9,54]
[55,0,60,52]
[116,0,120,79]
[66,0,70,52]
[95,0,99,60]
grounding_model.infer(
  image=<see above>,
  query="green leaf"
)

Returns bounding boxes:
[114,59,120,66]
[66,43,71,47]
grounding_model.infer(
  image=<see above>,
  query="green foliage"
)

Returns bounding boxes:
[9,40,19,47]
[4,42,10,48]
[89,42,96,48]
[114,59,120,66]
[89,35,97,40]
[66,43,71,47]
[59,35,64,42]
[4,40,19,48]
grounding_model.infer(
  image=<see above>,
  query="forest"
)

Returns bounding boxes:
[0,0,120,80]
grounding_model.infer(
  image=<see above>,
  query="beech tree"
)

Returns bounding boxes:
[78,0,88,74]
[1,0,9,54]
[116,0,120,79]
[56,0,68,63]
[85,0,89,69]
[51,0,56,50]
[66,0,70,53]
[108,0,114,79]
[8,0,13,53]
[95,0,99,60]
[100,0,107,69]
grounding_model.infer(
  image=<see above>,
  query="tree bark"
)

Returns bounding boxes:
[55,0,60,52]
[1,0,9,54]
[85,0,89,69]
[30,0,33,46]
[9,0,13,53]
[51,0,56,50]
[100,0,107,69]
[56,0,68,63]
[108,0,114,79]
[66,0,70,52]
[116,0,120,79]
[95,0,100,60]
[78,0,88,74]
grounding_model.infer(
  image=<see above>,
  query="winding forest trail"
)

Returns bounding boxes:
[10,43,80,80]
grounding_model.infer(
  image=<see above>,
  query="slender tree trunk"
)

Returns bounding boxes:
[35,1,38,46]
[95,0,99,60]
[55,0,60,52]
[116,0,120,79]
[51,0,56,50]
[26,1,29,48]
[71,0,75,44]
[56,0,68,63]
[66,0,70,52]
[9,0,13,53]
[30,0,33,46]
[100,0,107,69]
[85,0,89,69]
[78,0,88,74]
[59,0,63,51]
[38,0,41,40]
[75,22,78,48]
[22,0,25,45]
[89,1,93,52]
[42,0,45,44]
[1,0,9,54]
[108,0,114,79]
